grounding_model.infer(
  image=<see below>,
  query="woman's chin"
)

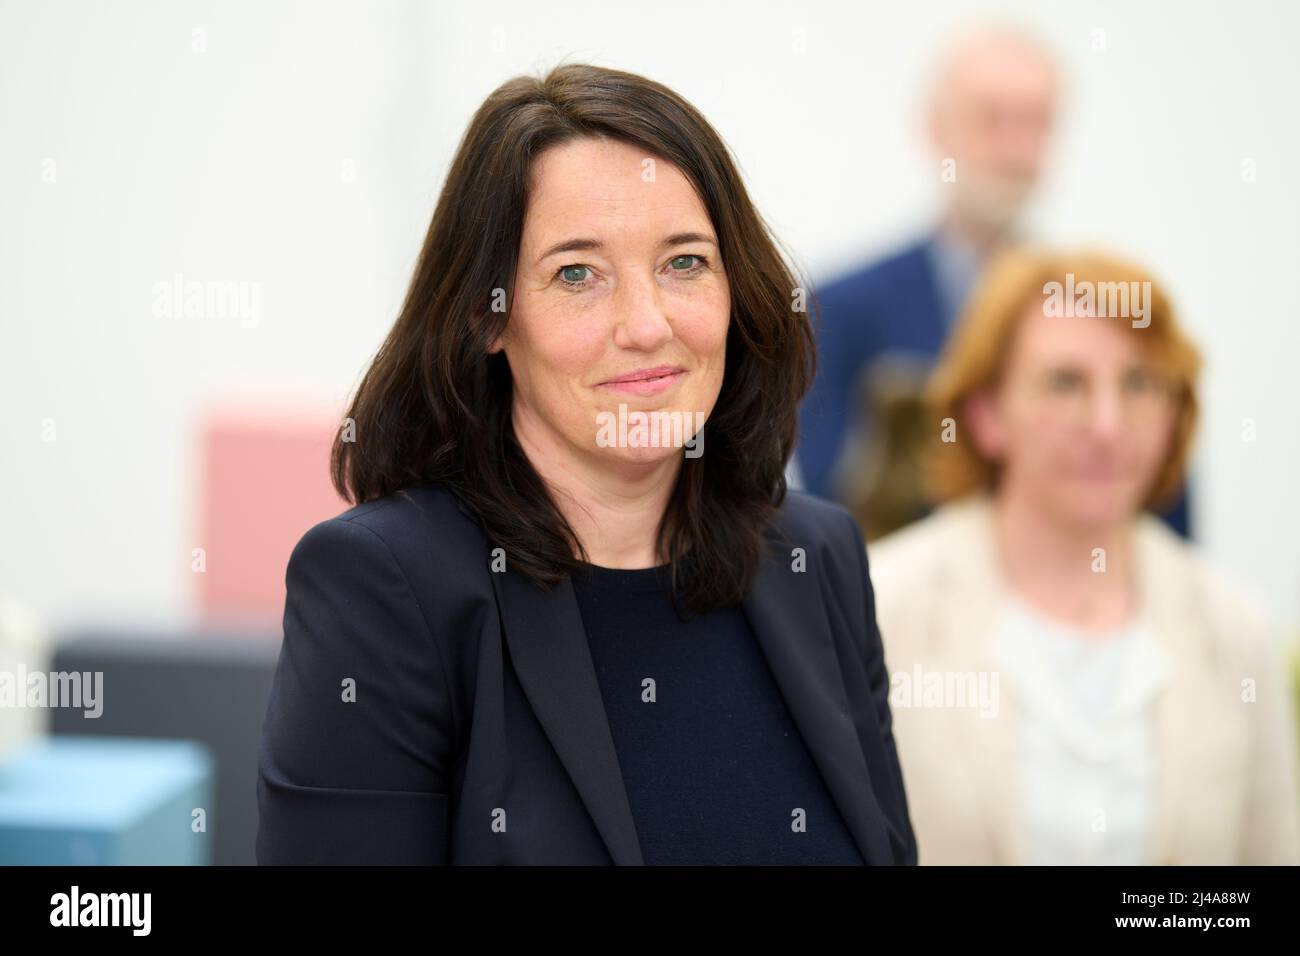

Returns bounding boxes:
[1050,486,1141,532]
[598,442,688,470]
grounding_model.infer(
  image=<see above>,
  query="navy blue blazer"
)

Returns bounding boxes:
[796,236,1191,536]
[255,482,917,865]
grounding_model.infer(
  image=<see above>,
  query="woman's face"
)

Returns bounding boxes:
[489,136,730,477]
[968,301,1178,530]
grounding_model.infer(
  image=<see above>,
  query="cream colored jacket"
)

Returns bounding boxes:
[867,494,1300,865]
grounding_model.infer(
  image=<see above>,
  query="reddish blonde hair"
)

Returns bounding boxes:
[926,246,1202,507]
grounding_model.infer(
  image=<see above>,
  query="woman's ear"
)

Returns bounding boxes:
[962,388,1007,462]
[482,309,506,355]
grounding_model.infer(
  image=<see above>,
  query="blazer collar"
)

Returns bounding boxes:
[1133,513,1217,865]
[924,496,1025,864]
[741,520,897,865]
[484,498,894,866]
[492,564,647,864]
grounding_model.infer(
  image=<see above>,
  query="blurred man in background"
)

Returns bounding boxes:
[797,26,1192,540]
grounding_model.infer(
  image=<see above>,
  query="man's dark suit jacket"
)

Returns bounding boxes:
[256,481,918,865]
[795,235,1191,537]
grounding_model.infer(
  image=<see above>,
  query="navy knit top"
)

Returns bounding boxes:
[570,560,865,865]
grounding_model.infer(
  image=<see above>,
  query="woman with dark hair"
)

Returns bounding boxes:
[256,63,916,865]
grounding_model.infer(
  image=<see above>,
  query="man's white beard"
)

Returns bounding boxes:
[954,172,1036,233]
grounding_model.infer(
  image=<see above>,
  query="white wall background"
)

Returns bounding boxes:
[3,0,1298,632]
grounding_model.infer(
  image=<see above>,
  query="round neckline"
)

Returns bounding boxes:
[572,560,673,593]
[1005,592,1138,647]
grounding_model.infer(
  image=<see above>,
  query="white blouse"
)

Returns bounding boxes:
[991,595,1171,865]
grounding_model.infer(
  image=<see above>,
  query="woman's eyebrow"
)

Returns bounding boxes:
[536,237,602,264]
[660,231,717,249]
[535,232,718,265]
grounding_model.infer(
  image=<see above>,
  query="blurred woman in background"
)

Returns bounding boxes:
[868,248,1300,864]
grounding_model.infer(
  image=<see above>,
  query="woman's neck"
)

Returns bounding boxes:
[513,404,680,569]
[991,489,1139,634]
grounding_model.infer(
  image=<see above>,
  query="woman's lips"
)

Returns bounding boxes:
[597,367,685,396]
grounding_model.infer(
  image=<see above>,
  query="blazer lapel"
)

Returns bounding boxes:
[469,496,897,866]
[932,496,1024,865]
[1134,517,1203,866]
[740,524,895,865]
[490,564,645,865]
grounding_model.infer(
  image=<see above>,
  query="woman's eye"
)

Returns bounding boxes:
[1045,369,1084,392]
[1122,367,1157,392]
[668,254,706,273]
[555,256,706,289]
[558,264,592,286]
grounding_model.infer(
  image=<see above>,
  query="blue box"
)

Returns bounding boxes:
[0,736,214,865]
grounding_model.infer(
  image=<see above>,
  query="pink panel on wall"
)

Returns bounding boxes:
[197,402,347,631]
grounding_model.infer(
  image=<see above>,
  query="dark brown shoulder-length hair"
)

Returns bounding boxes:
[331,62,815,616]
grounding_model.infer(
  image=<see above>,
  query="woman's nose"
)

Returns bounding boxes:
[1083,384,1125,438]
[612,274,674,351]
